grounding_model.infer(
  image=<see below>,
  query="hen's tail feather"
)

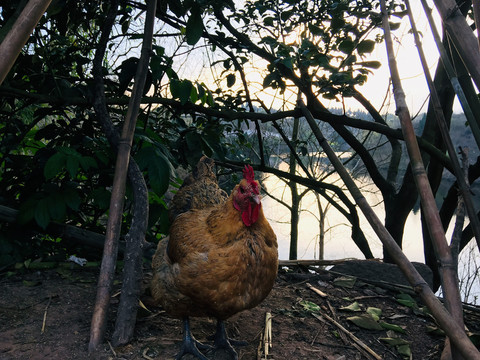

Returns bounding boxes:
[168,156,227,222]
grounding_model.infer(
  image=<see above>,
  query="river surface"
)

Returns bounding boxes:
[261,162,479,304]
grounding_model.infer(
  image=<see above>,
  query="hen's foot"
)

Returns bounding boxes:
[212,320,243,360]
[176,318,211,360]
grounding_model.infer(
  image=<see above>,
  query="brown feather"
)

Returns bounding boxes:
[168,156,227,222]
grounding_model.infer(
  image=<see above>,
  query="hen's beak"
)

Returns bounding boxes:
[251,194,261,205]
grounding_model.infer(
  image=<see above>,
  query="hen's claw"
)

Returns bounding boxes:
[213,320,241,360]
[176,318,211,360]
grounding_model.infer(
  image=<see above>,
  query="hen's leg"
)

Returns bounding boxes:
[213,320,240,360]
[176,317,210,360]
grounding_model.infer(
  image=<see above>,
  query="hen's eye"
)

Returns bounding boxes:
[240,187,245,194]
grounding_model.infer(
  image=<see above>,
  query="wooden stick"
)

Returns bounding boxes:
[312,312,382,360]
[264,312,272,357]
[306,283,328,298]
[256,331,264,360]
[41,296,52,334]
[279,258,357,267]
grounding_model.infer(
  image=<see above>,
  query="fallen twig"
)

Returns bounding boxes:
[256,331,263,360]
[306,283,328,298]
[41,296,52,334]
[257,312,272,360]
[312,312,382,360]
[264,312,272,356]
[107,340,117,357]
[279,258,356,267]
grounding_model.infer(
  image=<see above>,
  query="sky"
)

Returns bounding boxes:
[348,1,464,115]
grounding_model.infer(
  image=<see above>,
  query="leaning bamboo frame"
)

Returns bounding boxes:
[417,0,480,252]
[299,99,478,358]
[306,0,479,357]
[387,1,471,357]
[298,2,479,354]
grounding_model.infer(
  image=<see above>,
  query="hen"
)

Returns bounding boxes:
[151,157,278,360]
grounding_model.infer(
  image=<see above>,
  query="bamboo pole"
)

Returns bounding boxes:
[420,0,480,165]
[111,0,156,347]
[407,0,480,265]
[88,0,156,351]
[431,0,480,92]
[0,0,52,85]
[379,2,473,358]
[87,2,121,351]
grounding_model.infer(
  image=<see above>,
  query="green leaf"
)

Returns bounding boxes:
[79,156,98,171]
[338,39,355,54]
[66,156,80,179]
[189,84,198,103]
[23,280,41,287]
[44,152,66,180]
[366,307,382,321]
[167,0,185,17]
[148,202,169,233]
[340,301,361,312]
[308,23,323,36]
[390,22,401,31]
[263,16,274,26]
[121,19,130,34]
[149,154,171,196]
[197,83,206,101]
[135,146,172,196]
[426,325,445,336]
[358,61,382,69]
[35,198,51,229]
[63,188,81,211]
[90,188,111,210]
[357,39,376,54]
[379,337,410,346]
[396,293,418,309]
[397,344,412,357]
[48,192,66,220]
[333,276,356,288]
[226,73,236,87]
[299,300,321,313]
[347,314,383,330]
[380,321,406,334]
[280,57,293,69]
[186,9,203,45]
[170,79,193,105]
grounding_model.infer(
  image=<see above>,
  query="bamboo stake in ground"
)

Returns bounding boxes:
[380,2,468,359]
[41,296,52,334]
[88,0,156,351]
[264,312,272,357]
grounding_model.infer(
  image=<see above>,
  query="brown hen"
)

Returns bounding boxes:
[151,159,278,360]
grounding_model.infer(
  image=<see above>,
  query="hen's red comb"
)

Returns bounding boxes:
[243,165,255,182]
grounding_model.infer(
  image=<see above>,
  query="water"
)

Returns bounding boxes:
[262,166,480,305]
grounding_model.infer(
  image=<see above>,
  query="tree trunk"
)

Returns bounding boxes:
[289,117,300,260]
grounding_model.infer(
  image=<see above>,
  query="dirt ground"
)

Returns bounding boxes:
[1,262,479,360]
